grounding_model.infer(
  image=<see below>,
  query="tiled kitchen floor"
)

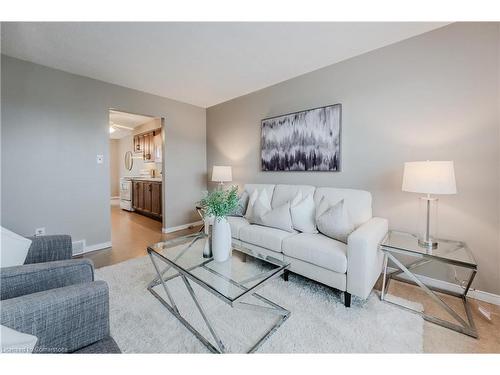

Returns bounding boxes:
[82,200,500,353]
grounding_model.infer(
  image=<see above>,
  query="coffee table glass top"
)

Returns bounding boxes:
[148,233,289,303]
[380,230,476,268]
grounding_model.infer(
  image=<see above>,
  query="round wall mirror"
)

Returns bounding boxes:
[124,151,133,171]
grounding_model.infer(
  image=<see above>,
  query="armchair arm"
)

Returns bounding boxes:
[24,235,73,264]
[0,281,110,353]
[1,259,94,300]
[346,217,388,299]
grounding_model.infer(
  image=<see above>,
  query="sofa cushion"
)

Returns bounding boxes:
[243,184,275,200]
[271,184,316,209]
[227,216,250,239]
[239,224,296,253]
[282,233,348,273]
[314,187,372,228]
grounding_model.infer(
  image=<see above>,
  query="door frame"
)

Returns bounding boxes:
[108,108,166,230]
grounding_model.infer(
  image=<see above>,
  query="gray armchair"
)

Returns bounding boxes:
[0,235,120,353]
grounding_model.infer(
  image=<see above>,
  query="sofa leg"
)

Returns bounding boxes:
[283,270,289,282]
[344,292,351,308]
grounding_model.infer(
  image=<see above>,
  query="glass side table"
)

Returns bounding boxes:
[379,230,478,338]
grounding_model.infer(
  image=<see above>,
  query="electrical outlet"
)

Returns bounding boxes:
[35,227,46,236]
[96,154,104,164]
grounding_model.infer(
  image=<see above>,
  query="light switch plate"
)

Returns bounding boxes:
[96,154,104,164]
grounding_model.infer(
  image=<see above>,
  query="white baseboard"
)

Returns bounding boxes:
[162,221,203,234]
[386,267,500,306]
[83,241,112,254]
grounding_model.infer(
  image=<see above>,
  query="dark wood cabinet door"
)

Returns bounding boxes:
[133,136,140,152]
[143,182,152,212]
[151,182,162,217]
[137,181,145,210]
[132,181,141,210]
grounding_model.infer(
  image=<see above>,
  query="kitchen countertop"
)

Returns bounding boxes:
[122,176,162,182]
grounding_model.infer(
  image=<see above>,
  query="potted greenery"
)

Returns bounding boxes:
[199,186,239,262]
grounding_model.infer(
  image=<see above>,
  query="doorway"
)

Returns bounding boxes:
[107,109,166,263]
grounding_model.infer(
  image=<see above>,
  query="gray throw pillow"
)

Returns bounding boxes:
[316,198,354,243]
[229,191,249,217]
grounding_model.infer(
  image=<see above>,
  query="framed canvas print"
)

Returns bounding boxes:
[261,103,341,171]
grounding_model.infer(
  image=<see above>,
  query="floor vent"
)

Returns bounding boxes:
[72,240,86,255]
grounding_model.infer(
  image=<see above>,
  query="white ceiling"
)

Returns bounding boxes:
[1,22,448,108]
[109,110,154,139]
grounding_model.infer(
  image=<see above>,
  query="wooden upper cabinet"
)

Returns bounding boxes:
[133,128,160,162]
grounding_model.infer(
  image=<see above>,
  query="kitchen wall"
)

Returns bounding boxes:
[1,55,206,248]
[207,23,500,294]
[109,139,121,197]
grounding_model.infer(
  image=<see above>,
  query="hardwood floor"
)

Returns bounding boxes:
[81,199,202,269]
[82,200,500,353]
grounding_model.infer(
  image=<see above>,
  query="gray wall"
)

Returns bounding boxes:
[109,139,120,197]
[1,55,206,246]
[207,23,500,294]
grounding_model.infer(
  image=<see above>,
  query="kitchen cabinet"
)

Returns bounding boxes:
[132,180,162,221]
[133,128,161,162]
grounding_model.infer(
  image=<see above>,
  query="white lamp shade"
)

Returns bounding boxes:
[402,161,457,195]
[211,166,232,182]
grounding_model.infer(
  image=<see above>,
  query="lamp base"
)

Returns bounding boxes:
[418,238,438,250]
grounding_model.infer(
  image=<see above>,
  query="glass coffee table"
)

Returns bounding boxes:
[146,232,291,353]
[380,230,478,338]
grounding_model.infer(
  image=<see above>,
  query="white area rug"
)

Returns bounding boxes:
[96,243,423,353]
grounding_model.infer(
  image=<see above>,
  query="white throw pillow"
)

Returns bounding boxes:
[246,189,272,225]
[291,193,318,233]
[316,198,354,243]
[261,202,295,233]
[244,190,259,221]
[0,325,38,353]
[1,227,32,268]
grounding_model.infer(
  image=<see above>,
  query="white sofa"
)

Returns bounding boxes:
[228,184,388,307]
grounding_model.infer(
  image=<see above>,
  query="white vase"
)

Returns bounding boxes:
[212,216,232,262]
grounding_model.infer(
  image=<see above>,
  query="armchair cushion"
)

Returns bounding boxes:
[24,235,72,264]
[1,281,110,353]
[1,259,94,300]
[346,217,388,299]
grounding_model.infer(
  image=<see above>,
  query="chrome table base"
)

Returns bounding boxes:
[147,244,290,353]
[380,251,478,338]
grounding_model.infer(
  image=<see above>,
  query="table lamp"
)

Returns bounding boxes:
[402,161,457,249]
[211,166,232,189]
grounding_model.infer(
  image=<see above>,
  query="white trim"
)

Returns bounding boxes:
[110,196,120,200]
[83,241,112,254]
[162,221,203,234]
[386,267,500,306]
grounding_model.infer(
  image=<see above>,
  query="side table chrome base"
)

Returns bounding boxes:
[380,252,478,338]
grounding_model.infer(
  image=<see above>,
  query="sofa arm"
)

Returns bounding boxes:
[24,235,73,264]
[346,217,388,299]
[1,259,94,300]
[0,281,110,353]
